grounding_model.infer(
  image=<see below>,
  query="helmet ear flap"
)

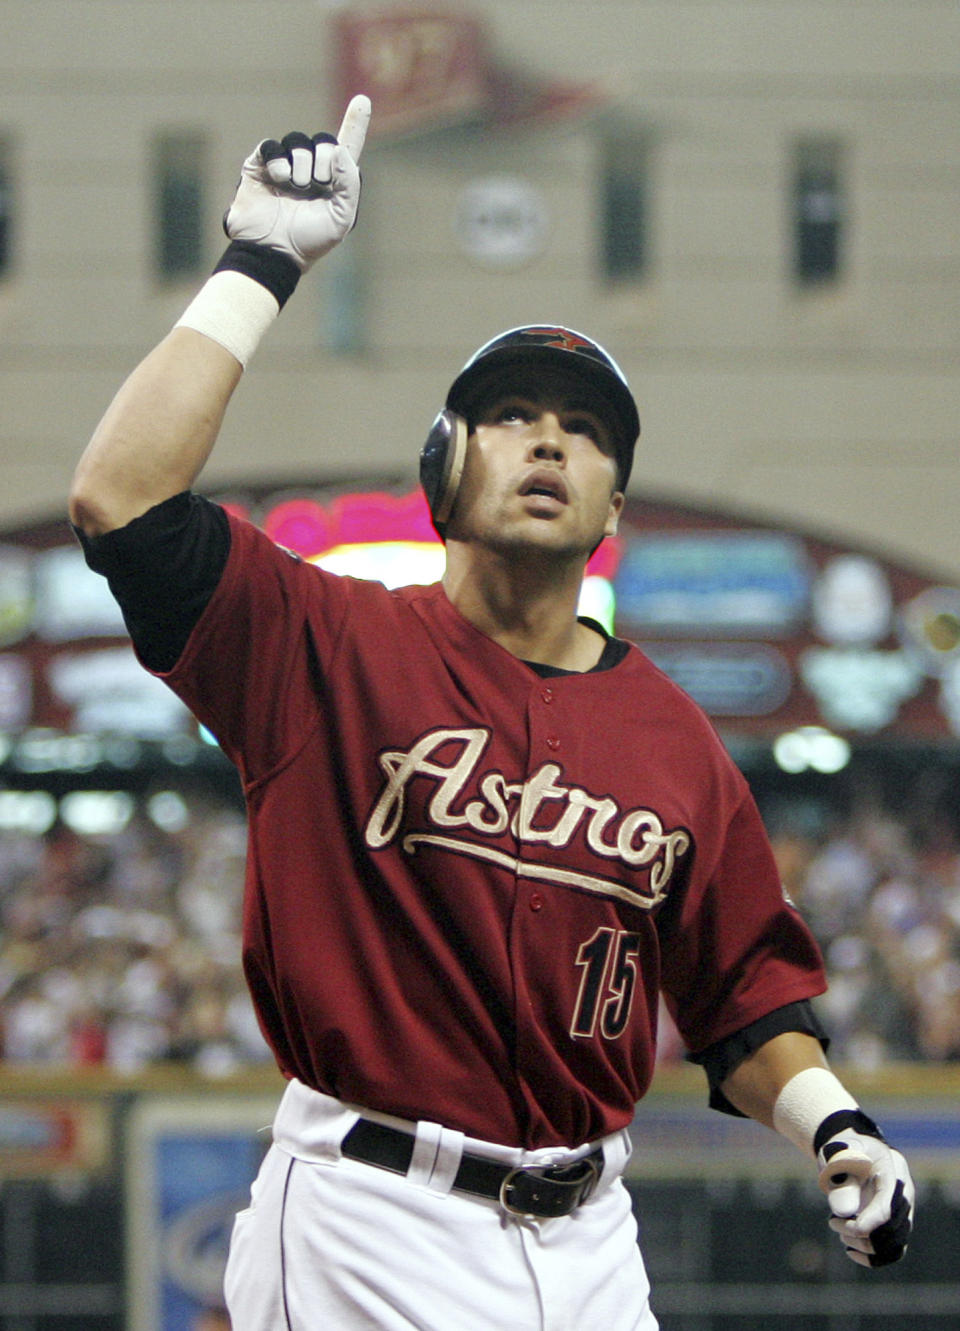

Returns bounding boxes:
[419,409,468,537]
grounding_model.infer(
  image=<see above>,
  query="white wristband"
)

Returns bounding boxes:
[174,270,280,368]
[772,1067,859,1158]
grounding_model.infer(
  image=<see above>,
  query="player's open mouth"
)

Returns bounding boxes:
[519,470,569,505]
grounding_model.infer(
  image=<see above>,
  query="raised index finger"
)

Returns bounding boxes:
[337,94,371,162]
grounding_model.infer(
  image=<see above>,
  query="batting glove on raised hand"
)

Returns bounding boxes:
[223,94,371,271]
[815,1109,914,1268]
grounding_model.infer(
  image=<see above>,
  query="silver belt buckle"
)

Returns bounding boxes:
[498,1165,531,1217]
[498,1154,601,1219]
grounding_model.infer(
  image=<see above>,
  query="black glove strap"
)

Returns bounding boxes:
[813,1107,886,1157]
[867,1180,912,1267]
[213,239,301,309]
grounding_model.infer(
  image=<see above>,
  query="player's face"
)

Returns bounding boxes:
[447,370,624,559]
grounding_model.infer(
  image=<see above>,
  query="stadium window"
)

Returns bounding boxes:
[153,130,206,280]
[599,125,648,283]
[0,137,13,278]
[792,137,844,286]
[320,242,367,355]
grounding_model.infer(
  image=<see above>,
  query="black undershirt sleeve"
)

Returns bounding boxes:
[688,999,830,1116]
[74,491,230,673]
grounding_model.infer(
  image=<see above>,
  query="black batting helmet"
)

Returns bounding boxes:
[420,324,641,536]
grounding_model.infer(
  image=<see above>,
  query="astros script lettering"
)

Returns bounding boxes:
[365,728,691,909]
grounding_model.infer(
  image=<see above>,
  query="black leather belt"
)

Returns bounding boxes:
[341,1118,603,1219]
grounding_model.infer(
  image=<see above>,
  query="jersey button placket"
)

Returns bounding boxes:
[520,679,567,927]
[540,683,561,752]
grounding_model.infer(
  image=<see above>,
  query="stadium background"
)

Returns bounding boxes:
[0,2,958,1327]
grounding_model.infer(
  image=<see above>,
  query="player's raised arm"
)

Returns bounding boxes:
[69,95,371,537]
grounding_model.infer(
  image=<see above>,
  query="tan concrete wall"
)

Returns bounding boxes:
[0,1,957,578]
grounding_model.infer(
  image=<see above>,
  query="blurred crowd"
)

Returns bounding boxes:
[767,789,960,1066]
[0,794,272,1074]
[1,774,959,1073]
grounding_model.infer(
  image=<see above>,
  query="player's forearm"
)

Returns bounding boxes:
[718,1030,829,1131]
[722,1030,915,1265]
[71,95,371,541]
[69,327,242,537]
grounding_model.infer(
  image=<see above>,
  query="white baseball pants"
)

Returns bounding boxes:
[224,1079,659,1331]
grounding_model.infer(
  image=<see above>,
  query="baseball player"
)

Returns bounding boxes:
[70,96,914,1329]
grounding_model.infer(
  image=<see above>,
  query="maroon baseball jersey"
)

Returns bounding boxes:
[160,512,826,1148]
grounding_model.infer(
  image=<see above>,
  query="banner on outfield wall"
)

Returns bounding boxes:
[1,480,960,745]
[126,1095,278,1331]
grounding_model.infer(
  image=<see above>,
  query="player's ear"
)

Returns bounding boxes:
[420,409,469,538]
[604,489,624,539]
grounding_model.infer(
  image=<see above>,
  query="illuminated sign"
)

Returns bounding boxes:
[248,487,622,629]
[642,643,793,716]
[811,555,892,645]
[315,541,445,588]
[48,648,193,738]
[614,532,811,636]
[799,647,925,732]
[34,545,126,640]
[1,481,958,742]
[900,587,960,671]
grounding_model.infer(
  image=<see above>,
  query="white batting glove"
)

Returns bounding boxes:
[223,94,371,271]
[815,1111,915,1267]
